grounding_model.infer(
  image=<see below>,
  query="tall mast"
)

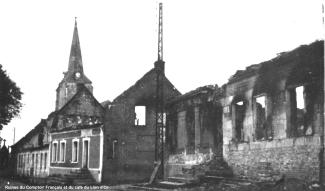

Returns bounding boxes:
[155,2,165,179]
[157,3,163,61]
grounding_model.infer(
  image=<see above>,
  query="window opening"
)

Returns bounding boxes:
[135,106,146,126]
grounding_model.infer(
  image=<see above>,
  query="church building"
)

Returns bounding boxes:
[12,19,105,184]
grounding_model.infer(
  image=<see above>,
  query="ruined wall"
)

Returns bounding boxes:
[222,40,324,182]
[165,88,223,179]
[102,69,180,184]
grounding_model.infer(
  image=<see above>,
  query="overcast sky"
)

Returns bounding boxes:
[0,0,323,147]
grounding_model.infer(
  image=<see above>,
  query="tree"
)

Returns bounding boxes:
[0,65,22,130]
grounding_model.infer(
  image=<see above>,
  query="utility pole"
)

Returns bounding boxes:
[155,2,165,178]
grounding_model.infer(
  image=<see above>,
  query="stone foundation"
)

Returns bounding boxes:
[224,135,321,182]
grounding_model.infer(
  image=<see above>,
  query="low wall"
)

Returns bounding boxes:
[49,167,101,183]
[224,135,321,182]
[166,151,214,179]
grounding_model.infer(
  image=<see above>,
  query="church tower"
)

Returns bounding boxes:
[55,19,93,110]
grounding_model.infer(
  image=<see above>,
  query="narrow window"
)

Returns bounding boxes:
[22,155,25,168]
[44,153,47,170]
[289,86,312,137]
[135,106,146,126]
[32,154,34,172]
[35,154,38,171]
[52,142,58,162]
[255,96,269,140]
[40,153,43,170]
[296,86,305,135]
[112,139,118,159]
[65,87,67,97]
[72,140,79,163]
[60,141,66,162]
[232,100,246,142]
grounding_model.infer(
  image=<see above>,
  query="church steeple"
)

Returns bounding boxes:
[64,18,91,84]
[68,18,84,76]
[55,19,93,111]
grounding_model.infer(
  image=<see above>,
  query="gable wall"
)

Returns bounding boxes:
[102,70,180,184]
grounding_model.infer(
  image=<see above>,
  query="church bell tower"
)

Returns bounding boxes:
[55,18,93,110]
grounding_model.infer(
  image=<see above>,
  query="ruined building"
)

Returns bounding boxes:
[221,40,324,182]
[163,40,324,184]
[10,4,324,185]
[102,3,180,183]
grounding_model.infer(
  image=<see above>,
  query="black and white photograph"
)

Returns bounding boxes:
[0,0,324,190]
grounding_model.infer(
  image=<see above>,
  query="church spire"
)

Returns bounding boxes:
[55,18,92,111]
[68,17,83,75]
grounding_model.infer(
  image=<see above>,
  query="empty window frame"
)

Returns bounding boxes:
[52,141,58,162]
[254,95,272,140]
[59,140,66,162]
[72,139,79,163]
[232,100,246,142]
[289,85,313,136]
[135,106,146,126]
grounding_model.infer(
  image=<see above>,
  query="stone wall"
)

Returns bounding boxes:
[221,41,324,183]
[102,68,180,184]
[224,136,321,182]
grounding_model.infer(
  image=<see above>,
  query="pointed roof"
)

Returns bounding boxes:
[112,67,181,103]
[68,18,83,74]
[63,18,91,84]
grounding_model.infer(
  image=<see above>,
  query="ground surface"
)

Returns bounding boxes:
[0,177,324,191]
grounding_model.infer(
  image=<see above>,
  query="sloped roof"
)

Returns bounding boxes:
[113,67,181,103]
[55,84,104,115]
[101,100,112,108]
[11,119,46,148]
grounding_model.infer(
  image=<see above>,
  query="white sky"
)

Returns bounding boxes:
[0,0,323,146]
